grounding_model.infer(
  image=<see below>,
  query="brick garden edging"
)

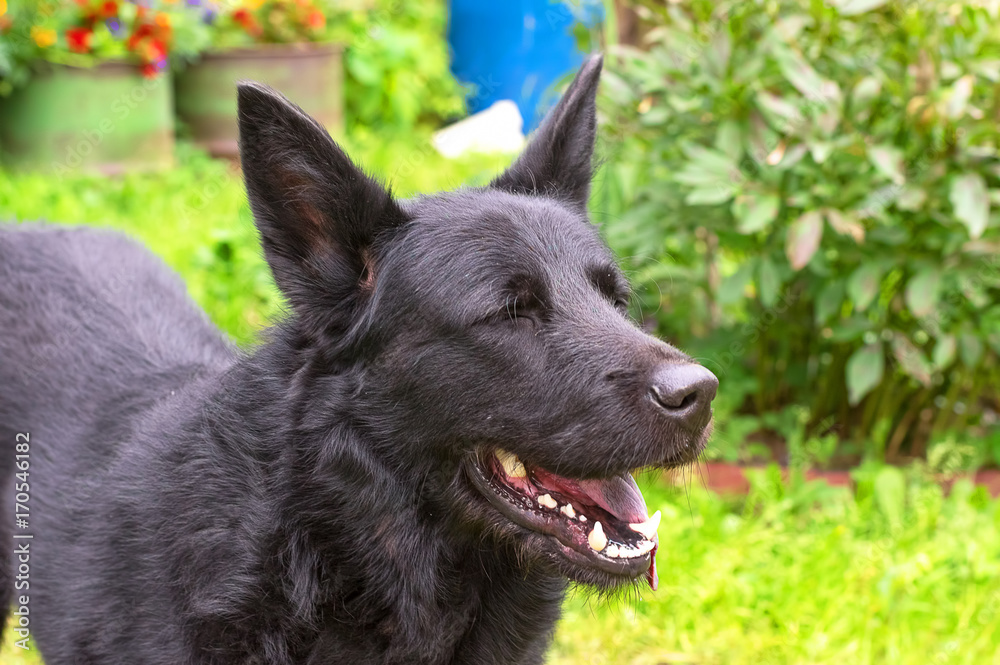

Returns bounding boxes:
[700,462,1000,497]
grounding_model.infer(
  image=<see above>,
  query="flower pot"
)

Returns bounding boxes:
[174,43,344,159]
[0,61,175,174]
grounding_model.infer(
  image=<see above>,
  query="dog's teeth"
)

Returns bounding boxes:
[636,540,655,555]
[615,540,654,558]
[604,543,620,558]
[537,494,557,510]
[578,514,587,522]
[587,521,607,552]
[559,503,576,519]
[628,510,661,541]
[496,449,526,478]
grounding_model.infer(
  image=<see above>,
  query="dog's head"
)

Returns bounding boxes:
[237,55,716,590]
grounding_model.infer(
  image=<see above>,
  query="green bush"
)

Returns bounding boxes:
[342,0,465,131]
[596,0,1000,464]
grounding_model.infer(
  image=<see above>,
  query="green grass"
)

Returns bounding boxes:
[551,469,1000,665]
[2,143,999,664]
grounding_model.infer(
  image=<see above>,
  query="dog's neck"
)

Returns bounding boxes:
[202,338,567,664]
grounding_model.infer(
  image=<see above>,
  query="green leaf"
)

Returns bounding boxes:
[685,186,738,205]
[846,344,884,405]
[786,211,824,270]
[755,91,804,131]
[891,334,932,386]
[815,281,845,324]
[715,121,744,161]
[848,264,883,311]
[733,193,780,234]
[946,75,975,119]
[868,145,905,184]
[808,140,834,163]
[681,143,736,176]
[873,466,905,529]
[831,316,874,342]
[852,76,882,108]
[719,261,755,305]
[959,333,984,367]
[895,187,927,211]
[777,52,838,106]
[933,334,957,369]
[758,258,781,308]
[825,208,865,242]
[949,173,990,239]
[904,268,942,319]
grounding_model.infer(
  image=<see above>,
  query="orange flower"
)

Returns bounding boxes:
[154,12,170,28]
[101,1,117,18]
[306,9,324,30]
[30,25,57,48]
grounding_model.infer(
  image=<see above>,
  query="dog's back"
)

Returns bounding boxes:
[0,225,234,644]
[0,224,233,447]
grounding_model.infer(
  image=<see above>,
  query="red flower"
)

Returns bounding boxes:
[141,63,159,79]
[66,27,92,53]
[102,1,119,18]
[232,9,262,38]
[127,23,151,50]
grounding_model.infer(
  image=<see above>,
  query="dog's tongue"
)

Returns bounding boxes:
[576,474,649,524]
[578,474,658,591]
[529,470,658,589]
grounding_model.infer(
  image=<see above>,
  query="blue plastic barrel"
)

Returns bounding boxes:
[447,0,603,132]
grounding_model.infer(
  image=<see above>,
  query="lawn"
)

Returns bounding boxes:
[1,141,998,664]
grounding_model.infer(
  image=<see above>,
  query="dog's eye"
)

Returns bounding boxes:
[497,294,543,327]
[589,264,630,316]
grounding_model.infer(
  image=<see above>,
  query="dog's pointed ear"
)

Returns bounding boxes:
[238,81,406,333]
[491,54,602,210]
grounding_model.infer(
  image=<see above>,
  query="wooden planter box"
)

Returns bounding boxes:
[174,43,344,159]
[0,61,175,174]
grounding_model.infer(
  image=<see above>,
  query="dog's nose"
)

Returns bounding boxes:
[648,363,718,430]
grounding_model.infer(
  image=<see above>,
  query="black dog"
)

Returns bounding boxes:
[0,56,716,664]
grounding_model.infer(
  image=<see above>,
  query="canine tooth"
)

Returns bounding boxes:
[604,543,621,558]
[587,521,608,552]
[537,494,557,510]
[559,503,576,519]
[496,449,526,478]
[628,510,661,541]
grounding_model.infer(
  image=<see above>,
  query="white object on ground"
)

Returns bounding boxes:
[432,100,525,158]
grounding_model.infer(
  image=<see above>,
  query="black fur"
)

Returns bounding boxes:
[0,55,714,664]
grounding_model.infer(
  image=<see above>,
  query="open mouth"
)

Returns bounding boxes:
[467,448,661,590]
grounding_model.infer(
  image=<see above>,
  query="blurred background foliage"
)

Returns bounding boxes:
[341,0,465,132]
[595,0,1000,471]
